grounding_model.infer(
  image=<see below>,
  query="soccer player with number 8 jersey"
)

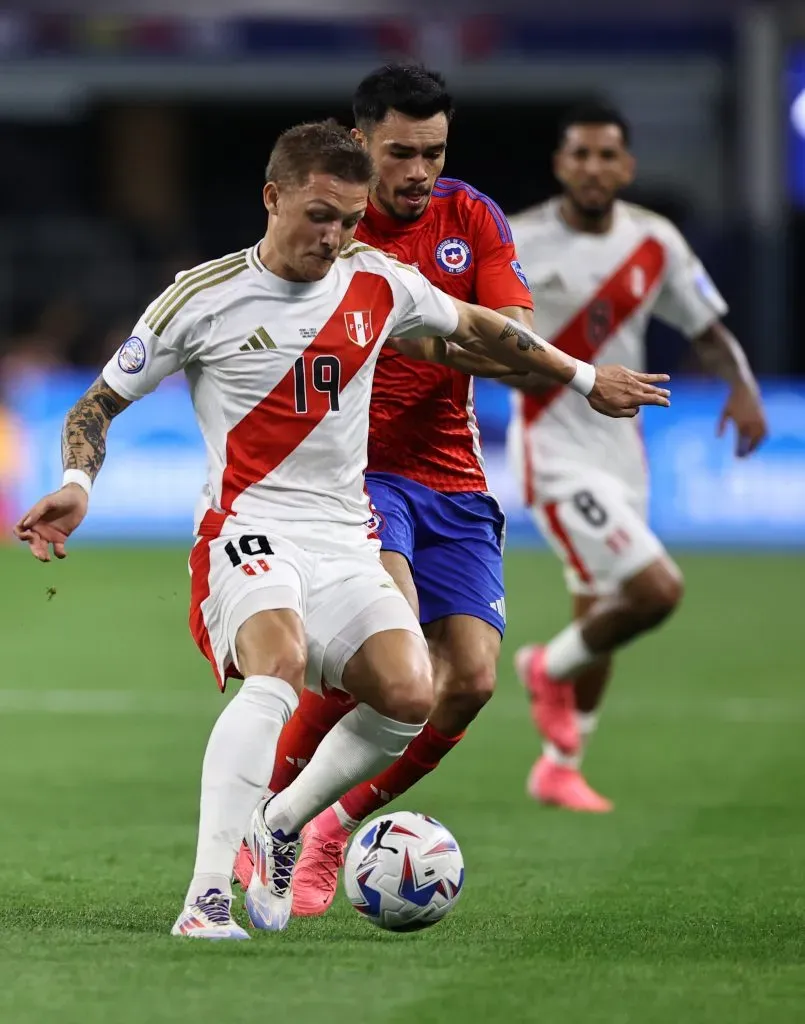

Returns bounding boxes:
[507,103,768,811]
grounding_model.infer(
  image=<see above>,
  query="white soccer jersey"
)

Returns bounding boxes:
[507,198,728,502]
[102,242,459,545]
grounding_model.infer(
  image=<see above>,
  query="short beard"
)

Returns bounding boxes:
[567,193,614,221]
[376,189,428,223]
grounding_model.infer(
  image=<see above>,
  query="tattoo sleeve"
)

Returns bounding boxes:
[61,376,131,481]
[498,319,546,354]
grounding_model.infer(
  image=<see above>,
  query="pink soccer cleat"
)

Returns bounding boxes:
[527,755,613,813]
[514,645,579,755]
[291,807,349,917]
[233,839,255,891]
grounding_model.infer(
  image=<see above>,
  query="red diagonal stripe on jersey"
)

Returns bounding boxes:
[189,273,394,691]
[188,272,394,691]
[522,237,666,427]
[220,271,394,513]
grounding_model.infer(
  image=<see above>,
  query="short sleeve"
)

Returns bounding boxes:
[470,200,534,312]
[102,289,191,401]
[389,263,461,340]
[652,222,728,338]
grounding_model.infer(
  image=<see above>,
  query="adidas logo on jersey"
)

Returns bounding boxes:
[239,326,276,352]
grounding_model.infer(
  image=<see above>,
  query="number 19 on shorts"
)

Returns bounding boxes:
[225,534,274,576]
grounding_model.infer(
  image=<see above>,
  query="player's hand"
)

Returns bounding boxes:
[718,381,768,457]
[13,484,88,562]
[587,365,671,419]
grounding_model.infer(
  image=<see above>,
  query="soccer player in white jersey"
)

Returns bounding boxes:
[16,120,670,940]
[507,103,768,812]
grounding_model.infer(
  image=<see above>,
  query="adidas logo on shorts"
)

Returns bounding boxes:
[489,597,506,621]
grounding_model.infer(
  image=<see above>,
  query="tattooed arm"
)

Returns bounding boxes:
[15,376,131,561]
[444,298,671,418]
[61,376,131,481]
[484,305,556,391]
[387,334,526,378]
[387,305,554,382]
[436,303,558,386]
[446,302,584,384]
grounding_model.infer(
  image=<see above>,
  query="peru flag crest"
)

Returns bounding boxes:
[344,310,374,347]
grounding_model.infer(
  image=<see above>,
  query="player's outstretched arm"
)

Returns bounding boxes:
[692,322,768,456]
[388,308,557,382]
[61,376,131,481]
[14,377,131,561]
[446,299,671,419]
[484,306,557,391]
[387,334,524,378]
[443,304,555,381]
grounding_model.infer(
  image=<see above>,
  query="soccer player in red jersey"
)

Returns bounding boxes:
[234,64,537,913]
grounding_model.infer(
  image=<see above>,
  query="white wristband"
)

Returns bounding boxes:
[568,359,596,396]
[63,469,92,499]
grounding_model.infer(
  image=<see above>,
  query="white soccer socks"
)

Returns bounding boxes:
[544,622,596,679]
[186,674,298,904]
[263,703,424,838]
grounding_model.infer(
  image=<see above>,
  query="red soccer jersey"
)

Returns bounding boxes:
[360,177,533,492]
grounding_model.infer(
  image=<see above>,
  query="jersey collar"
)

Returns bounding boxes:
[248,241,335,299]
[553,196,622,238]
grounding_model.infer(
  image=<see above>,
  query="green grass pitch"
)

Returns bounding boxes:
[0,544,802,1023]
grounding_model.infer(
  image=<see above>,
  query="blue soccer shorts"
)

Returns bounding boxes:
[365,471,506,636]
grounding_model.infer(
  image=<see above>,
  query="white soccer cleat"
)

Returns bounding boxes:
[171,888,250,940]
[245,800,299,932]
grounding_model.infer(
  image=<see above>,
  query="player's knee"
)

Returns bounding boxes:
[646,568,684,620]
[372,668,434,725]
[437,661,497,724]
[628,566,684,629]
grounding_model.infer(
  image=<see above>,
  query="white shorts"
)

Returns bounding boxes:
[532,474,665,597]
[188,520,423,692]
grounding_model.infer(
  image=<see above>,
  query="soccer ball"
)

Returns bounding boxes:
[343,811,464,931]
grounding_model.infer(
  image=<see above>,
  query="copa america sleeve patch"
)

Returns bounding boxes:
[511,260,530,289]
[117,336,146,374]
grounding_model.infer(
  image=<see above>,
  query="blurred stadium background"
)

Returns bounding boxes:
[1,4,804,1023]
[1,0,805,543]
